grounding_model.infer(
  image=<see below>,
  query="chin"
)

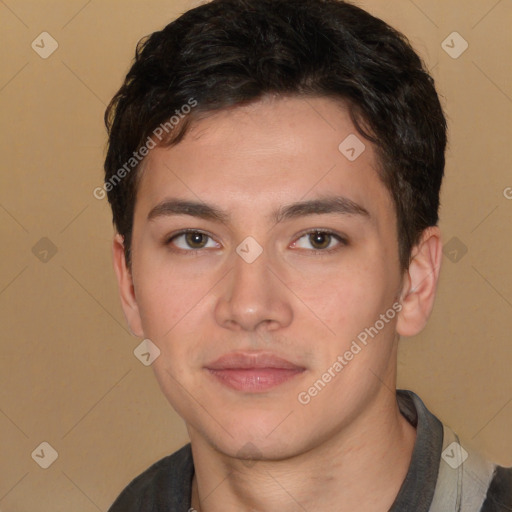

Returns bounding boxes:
[192,411,312,462]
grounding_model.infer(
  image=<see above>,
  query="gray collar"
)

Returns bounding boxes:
[389,389,444,511]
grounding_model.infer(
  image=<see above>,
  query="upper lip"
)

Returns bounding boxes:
[205,352,305,371]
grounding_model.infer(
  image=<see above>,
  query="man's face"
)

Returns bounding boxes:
[125,96,406,460]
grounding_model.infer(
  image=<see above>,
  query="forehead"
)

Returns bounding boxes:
[134,96,395,226]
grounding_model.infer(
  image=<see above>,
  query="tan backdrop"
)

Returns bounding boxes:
[0,0,511,510]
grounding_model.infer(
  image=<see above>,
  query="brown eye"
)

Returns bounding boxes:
[292,230,346,252]
[308,231,332,250]
[167,230,218,251]
[185,232,208,249]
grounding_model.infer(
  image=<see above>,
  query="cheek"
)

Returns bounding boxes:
[133,258,207,342]
[288,257,385,320]
[287,254,399,362]
[133,256,220,380]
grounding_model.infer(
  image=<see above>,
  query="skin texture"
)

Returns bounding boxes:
[112,96,442,511]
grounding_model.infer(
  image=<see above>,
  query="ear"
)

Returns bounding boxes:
[396,226,442,337]
[112,233,144,338]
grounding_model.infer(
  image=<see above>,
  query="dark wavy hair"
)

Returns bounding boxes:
[104,0,447,271]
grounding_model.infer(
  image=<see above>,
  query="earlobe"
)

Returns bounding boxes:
[112,233,144,338]
[396,226,442,337]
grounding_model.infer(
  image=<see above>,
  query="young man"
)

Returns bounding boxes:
[103,0,511,510]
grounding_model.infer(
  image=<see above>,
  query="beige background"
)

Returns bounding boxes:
[0,0,511,510]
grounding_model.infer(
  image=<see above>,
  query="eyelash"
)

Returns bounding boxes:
[164,228,347,255]
[164,229,217,252]
[292,229,347,254]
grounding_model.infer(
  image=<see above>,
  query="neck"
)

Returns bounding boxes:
[189,387,417,512]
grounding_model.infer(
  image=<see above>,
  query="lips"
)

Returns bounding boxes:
[206,352,304,371]
[205,352,306,392]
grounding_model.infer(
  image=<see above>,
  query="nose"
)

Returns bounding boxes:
[213,246,293,333]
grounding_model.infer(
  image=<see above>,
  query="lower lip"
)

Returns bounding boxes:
[206,368,305,392]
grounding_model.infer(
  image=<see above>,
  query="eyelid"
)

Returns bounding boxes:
[290,228,348,252]
[165,229,220,250]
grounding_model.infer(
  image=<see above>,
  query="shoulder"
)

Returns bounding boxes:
[395,390,512,512]
[480,464,512,512]
[107,443,194,512]
[432,422,512,512]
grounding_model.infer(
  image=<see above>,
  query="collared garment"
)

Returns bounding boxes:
[108,390,512,511]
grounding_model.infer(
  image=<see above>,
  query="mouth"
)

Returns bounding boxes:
[205,352,306,392]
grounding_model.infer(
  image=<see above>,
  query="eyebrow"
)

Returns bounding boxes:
[147,196,370,224]
[147,199,230,223]
[273,196,370,223]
